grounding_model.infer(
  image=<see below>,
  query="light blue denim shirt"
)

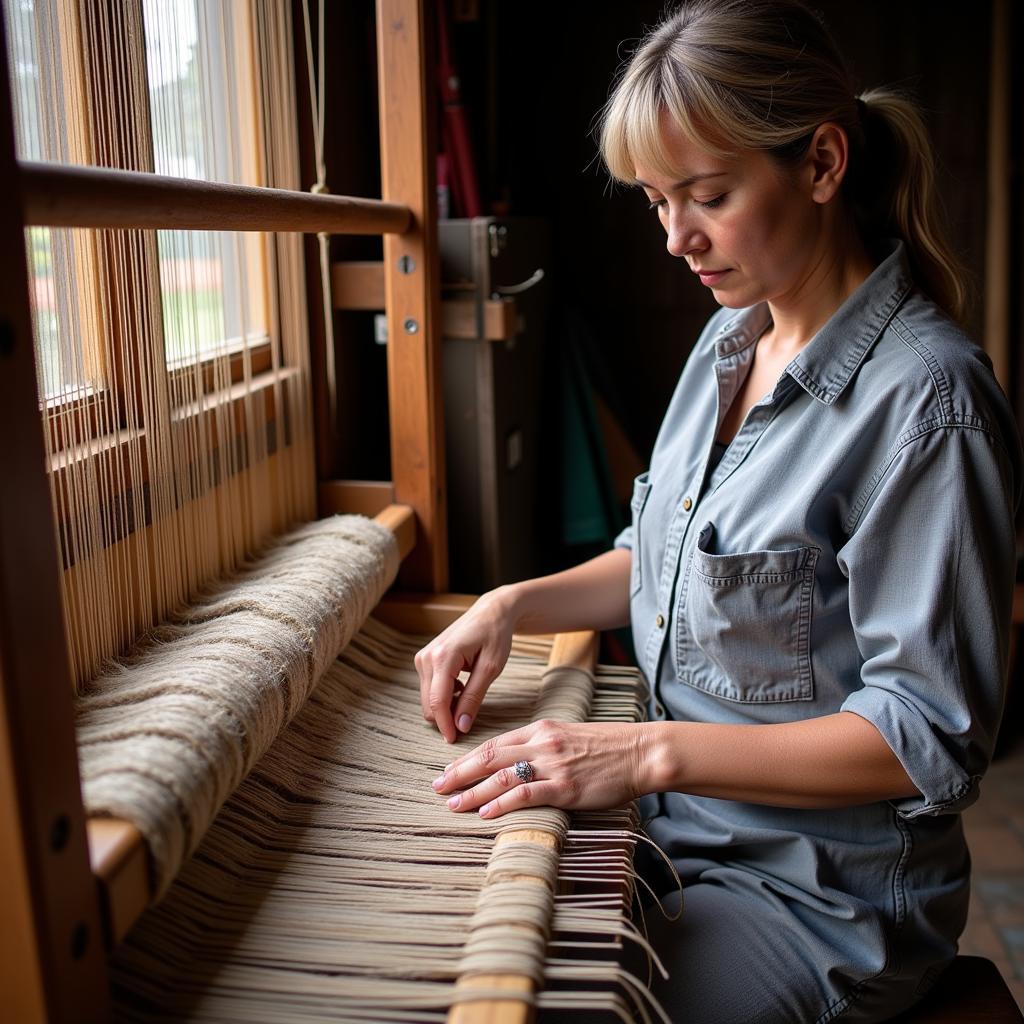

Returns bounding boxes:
[616,240,1022,1010]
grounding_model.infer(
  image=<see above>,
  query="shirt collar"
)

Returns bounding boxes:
[713,239,915,405]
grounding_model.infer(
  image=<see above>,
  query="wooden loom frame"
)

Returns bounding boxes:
[0,2,598,1022]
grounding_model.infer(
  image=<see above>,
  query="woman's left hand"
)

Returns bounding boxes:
[431,719,655,819]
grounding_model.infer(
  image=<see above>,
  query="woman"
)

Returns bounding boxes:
[419,1,1022,1020]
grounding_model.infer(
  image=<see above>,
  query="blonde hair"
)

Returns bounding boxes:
[599,0,968,323]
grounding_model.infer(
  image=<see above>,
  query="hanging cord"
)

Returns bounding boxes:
[302,0,337,442]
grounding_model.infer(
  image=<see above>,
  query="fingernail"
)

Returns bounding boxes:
[479,802,491,816]
[457,714,472,732]
[447,794,461,809]
[444,763,453,772]
[431,776,445,791]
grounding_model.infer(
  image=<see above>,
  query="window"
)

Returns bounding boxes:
[5,0,272,429]
[4,0,315,683]
[145,0,268,366]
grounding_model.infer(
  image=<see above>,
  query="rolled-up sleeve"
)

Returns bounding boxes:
[613,524,634,550]
[837,424,1018,818]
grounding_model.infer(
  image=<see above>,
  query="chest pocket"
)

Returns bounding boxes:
[677,524,818,702]
[629,472,652,597]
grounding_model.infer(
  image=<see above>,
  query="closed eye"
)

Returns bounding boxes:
[647,195,726,212]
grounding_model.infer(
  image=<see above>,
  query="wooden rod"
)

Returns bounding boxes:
[448,630,600,1024]
[17,160,412,235]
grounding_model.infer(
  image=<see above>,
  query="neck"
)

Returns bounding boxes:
[763,222,876,356]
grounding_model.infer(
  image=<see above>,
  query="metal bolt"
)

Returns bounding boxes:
[397,254,415,274]
[50,814,70,852]
[70,922,89,960]
[403,318,419,334]
[0,319,14,357]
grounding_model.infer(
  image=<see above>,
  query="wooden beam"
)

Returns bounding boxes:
[318,479,397,518]
[447,631,600,1024]
[377,0,448,592]
[87,819,149,948]
[18,160,411,235]
[375,503,418,561]
[374,592,478,633]
[331,261,519,341]
[985,0,1011,392]
[0,18,109,1020]
[442,297,518,342]
[331,260,387,309]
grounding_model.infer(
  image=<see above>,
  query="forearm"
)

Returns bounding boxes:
[489,547,632,634]
[640,710,921,808]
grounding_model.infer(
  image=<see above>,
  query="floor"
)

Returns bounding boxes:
[960,736,1024,1010]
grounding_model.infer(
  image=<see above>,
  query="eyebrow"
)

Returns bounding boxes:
[635,171,727,192]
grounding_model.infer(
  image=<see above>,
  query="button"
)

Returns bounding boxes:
[682,497,693,511]
[655,613,665,628]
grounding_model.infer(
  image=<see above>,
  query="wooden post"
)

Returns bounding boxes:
[377,0,449,592]
[448,631,601,1024]
[985,0,1011,394]
[0,15,109,1021]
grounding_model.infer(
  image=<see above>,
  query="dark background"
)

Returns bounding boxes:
[298,0,1022,747]
[305,0,1015,509]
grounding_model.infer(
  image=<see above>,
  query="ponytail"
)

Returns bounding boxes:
[851,90,969,324]
[599,1,971,325]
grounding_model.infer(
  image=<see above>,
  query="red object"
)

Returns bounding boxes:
[601,631,633,667]
[436,0,481,218]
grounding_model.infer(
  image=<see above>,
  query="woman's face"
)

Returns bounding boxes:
[633,115,824,309]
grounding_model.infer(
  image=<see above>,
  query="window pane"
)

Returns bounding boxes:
[5,0,98,401]
[144,0,266,364]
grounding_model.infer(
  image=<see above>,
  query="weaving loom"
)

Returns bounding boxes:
[72,515,669,1022]
[0,2,674,1021]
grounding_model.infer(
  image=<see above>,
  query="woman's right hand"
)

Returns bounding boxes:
[414,587,519,744]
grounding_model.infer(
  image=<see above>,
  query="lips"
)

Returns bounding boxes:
[694,268,730,287]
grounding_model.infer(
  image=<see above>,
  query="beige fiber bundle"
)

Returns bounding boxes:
[76,515,399,893]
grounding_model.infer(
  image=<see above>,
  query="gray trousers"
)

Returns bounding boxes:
[637,856,940,1023]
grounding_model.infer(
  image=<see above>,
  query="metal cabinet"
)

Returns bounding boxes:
[439,217,550,592]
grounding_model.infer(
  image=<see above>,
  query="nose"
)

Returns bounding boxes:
[665,205,707,259]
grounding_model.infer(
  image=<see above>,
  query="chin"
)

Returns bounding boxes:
[712,281,766,310]
[715,294,749,309]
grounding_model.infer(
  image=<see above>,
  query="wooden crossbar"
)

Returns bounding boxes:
[18,160,412,235]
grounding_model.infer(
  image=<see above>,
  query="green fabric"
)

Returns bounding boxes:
[560,332,623,548]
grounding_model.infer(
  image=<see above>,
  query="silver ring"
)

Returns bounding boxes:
[513,760,534,784]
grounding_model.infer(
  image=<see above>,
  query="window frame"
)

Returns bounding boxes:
[12,0,277,465]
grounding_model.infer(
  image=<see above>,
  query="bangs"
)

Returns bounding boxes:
[599,59,731,184]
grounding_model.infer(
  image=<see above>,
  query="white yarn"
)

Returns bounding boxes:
[76,515,399,892]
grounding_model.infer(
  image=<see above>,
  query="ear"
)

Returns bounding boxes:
[803,122,849,205]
